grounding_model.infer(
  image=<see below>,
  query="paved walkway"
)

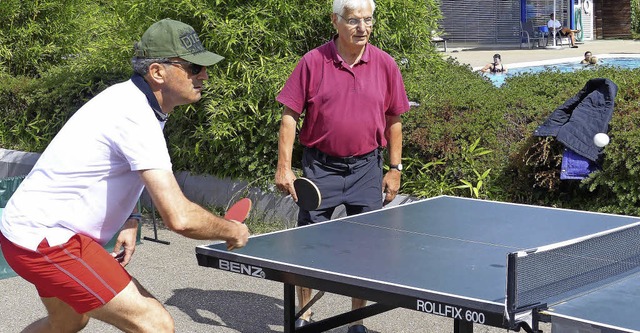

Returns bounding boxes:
[1,222,548,333]
[441,39,640,70]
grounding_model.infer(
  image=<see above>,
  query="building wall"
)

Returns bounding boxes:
[596,0,632,38]
[440,0,521,44]
[439,0,631,45]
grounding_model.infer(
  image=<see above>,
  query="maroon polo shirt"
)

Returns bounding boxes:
[276,38,410,157]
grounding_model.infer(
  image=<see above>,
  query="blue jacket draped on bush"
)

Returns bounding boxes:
[533,78,618,179]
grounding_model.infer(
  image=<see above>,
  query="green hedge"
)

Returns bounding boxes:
[401,63,640,216]
[0,0,441,179]
[2,1,640,216]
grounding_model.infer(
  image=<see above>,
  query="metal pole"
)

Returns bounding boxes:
[553,0,557,46]
[546,0,562,49]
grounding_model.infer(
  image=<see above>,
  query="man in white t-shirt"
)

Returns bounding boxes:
[547,13,579,48]
[0,19,249,332]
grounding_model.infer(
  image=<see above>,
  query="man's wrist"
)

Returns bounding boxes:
[389,163,403,172]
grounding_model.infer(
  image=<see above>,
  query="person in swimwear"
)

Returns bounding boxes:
[481,53,508,74]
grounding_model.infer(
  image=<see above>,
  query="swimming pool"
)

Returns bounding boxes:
[482,54,640,87]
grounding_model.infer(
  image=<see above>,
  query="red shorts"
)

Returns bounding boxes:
[0,231,131,313]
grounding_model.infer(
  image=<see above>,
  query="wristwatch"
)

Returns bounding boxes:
[389,163,403,171]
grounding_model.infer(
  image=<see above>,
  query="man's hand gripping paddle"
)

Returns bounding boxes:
[293,178,321,211]
[224,198,252,251]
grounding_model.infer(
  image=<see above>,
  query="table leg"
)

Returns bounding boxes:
[454,319,474,333]
[284,284,296,333]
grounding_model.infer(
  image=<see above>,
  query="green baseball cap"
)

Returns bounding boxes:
[135,18,224,66]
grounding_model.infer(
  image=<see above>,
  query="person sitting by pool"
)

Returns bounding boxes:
[547,13,579,48]
[480,54,508,74]
[580,51,593,64]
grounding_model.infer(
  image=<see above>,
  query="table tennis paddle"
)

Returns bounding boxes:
[293,177,321,211]
[224,197,252,223]
[112,250,125,263]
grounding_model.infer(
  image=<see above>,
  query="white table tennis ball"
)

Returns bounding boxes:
[593,133,610,147]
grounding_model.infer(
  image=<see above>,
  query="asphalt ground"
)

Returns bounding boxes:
[1,221,548,333]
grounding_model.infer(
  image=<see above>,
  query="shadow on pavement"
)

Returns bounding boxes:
[165,288,383,333]
[166,288,284,332]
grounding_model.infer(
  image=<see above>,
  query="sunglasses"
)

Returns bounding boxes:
[162,61,204,75]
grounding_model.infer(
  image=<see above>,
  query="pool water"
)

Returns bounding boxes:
[484,55,640,87]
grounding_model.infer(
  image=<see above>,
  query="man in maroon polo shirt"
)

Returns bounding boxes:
[274,1,410,332]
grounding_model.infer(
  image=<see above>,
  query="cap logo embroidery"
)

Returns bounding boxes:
[180,31,206,54]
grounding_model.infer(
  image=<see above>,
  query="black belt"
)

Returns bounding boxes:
[307,147,378,164]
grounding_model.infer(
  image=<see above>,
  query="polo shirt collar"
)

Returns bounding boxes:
[131,73,168,122]
[330,34,370,66]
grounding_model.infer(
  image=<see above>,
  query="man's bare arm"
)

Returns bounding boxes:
[139,169,249,248]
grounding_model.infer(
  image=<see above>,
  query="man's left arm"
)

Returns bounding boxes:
[383,115,402,204]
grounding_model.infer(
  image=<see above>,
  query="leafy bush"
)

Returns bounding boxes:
[0,0,441,180]
[2,0,640,217]
[0,0,134,150]
[401,62,640,215]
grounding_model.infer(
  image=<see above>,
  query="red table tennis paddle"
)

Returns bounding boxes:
[224,198,252,223]
[293,177,321,211]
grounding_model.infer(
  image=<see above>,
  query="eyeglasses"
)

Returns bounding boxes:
[336,14,375,27]
[162,61,204,75]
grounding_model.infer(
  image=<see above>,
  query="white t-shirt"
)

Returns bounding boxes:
[0,79,172,251]
[547,19,561,29]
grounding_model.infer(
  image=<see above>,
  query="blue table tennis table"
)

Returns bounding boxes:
[196,196,640,332]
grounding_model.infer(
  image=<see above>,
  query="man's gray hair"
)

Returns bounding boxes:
[131,57,171,76]
[333,0,375,17]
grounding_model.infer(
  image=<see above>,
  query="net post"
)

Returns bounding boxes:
[506,252,518,314]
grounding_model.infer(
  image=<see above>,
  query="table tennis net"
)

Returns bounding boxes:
[506,222,640,313]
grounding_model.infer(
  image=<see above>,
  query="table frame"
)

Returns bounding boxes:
[196,247,529,332]
[196,196,640,332]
